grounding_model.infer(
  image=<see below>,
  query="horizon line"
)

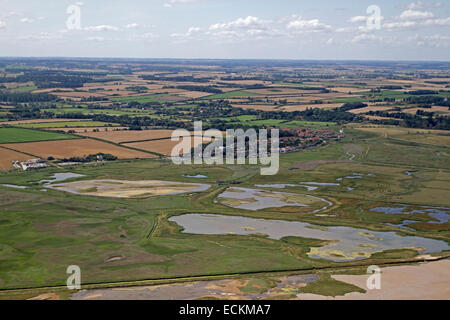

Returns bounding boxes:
[0,56,449,63]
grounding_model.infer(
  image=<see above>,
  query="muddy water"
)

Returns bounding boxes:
[218,187,331,212]
[170,214,450,262]
[71,274,319,300]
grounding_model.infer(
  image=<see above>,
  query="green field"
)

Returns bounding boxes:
[0,127,78,143]
[18,121,120,129]
[110,94,174,104]
[12,85,38,93]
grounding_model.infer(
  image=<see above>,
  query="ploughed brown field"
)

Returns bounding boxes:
[0,147,30,170]
[124,136,212,156]
[1,138,156,160]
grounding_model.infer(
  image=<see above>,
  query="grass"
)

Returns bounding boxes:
[18,121,120,129]
[110,93,173,104]
[0,127,78,143]
[299,273,365,297]
[12,85,38,93]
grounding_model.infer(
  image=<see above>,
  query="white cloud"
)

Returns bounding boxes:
[407,1,443,10]
[349,16,368,23]
[19,32,63,40]
[0,20,5,29]
[407,33,450,47]
[171,26,201,38]
[87,36,105,42]
[286,16,331,32]
[20,17,34,23]
[83,25,120,32]
[423,17,450,26]
[351,33,384,43]
[383,16,450,30]
[210,16,269,32]
[399,9,434,20]
[383,21,417,30]
[128,33,159,41]
[207,16,275,39]
[164,0,203,8]
[125,23,140,29]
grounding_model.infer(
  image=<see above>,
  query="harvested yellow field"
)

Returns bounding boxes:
[32,88,74,94]
[232,104,282,111]
[0,147,30,171]
[48,127,127,133]
[402,106,450,115]
[125,136,212,156]
[78,129,179,143]
[349,105,394,114]
[50,179,211,199]
[1,138,155,160]
[3,118,90,125]
[51,91,108,98]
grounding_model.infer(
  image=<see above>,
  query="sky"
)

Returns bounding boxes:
[0,0,449,61]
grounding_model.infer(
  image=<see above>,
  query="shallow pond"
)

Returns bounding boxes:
[40,172,86,185]
[371,204,450,224]
[183,174,207,179]
[170,214,450,262]
[218,187,331,212]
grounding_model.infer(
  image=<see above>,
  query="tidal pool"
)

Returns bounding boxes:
[218,187,331,212]
[183,174,207,179]
[255,184,318,191]
[170,214,450,262]
[40,172,86,185]
[48,179,211,198]
[371,204,450,224]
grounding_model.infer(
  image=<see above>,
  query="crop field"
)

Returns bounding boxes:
[0,147,30,170]
[202,91,261,100]
[0,127,78,144]
[124,136,212,156]
[1,119,90,125]
[17,121,120,129]
[110,93,179,103]
[0,138,156,160]
[77,129,179,143]
[47,127,128,133]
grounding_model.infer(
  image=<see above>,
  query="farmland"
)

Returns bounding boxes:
[0,127,78,144]
[0,58,448,301]
[17,121,120,129]
[0,138,156,160]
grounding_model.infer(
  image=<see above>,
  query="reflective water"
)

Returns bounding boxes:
[170,214,450,262]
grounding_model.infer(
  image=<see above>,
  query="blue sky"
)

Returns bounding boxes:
[0,0,449,60]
